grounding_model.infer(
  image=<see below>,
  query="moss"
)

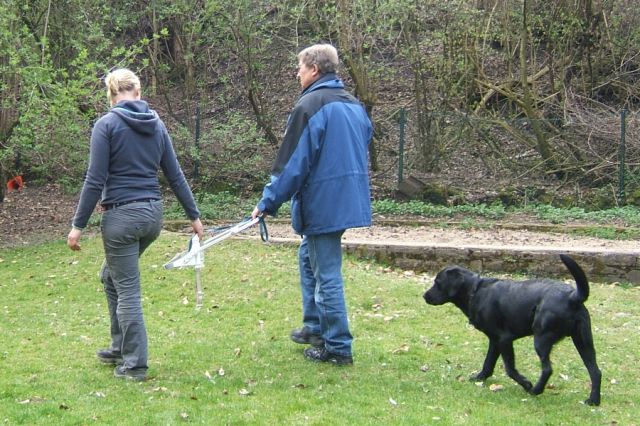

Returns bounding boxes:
[498,189,520,206]
[546,194,573,208]
[583,190,617,210]
[497,186,550,207]
[626,188,640,207]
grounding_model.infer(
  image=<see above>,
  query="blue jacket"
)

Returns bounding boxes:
[72,100,199,229]
[258,74,372,235]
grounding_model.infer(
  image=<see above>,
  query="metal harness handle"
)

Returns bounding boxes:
[163,216,268,310]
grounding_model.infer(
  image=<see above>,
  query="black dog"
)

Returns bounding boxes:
[423,254,601,406]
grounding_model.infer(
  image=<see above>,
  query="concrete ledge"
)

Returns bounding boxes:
[266,237,640,284]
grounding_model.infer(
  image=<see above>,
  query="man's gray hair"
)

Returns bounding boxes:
[297,44,339,74]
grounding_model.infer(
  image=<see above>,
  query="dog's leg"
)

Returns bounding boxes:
[472,338,500,380]
[571,324,602,406]
[499,339,533,391]
[530,333,557,395]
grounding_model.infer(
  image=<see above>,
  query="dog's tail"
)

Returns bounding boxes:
[560,254,589,303]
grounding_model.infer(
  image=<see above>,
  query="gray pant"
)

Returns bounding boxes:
[100,200,163,371]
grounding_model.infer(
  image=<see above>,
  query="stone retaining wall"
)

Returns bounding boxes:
[342,242,640,284]
[262,237,639,284]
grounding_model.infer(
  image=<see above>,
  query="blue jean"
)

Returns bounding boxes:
[298,231,353,356]
[100,200,163,371]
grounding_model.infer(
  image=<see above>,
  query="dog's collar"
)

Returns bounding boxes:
[464,277,483,326]
[468,277,483,306]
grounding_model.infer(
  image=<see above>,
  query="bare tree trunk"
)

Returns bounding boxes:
[1,13,19,202]
[335,0,379,170]
[519,0,560,176]
[228,13,279,146]
[41,0,51,66]
[149,0,159,95]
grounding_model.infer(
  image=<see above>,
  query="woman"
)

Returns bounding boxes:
[67,68,203,381]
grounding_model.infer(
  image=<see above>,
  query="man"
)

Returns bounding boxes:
[252,44,372,365]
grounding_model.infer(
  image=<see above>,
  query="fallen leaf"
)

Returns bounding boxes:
[392,344,409,354]
[180,412,189,419]
[18,396,46,404]
[489,384,504,392]
[238,388,251,396]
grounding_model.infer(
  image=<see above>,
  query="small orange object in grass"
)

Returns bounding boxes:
[6,175,23,192]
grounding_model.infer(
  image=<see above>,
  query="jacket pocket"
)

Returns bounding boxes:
[291,192,303,234]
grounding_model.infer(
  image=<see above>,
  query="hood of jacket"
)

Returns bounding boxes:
[110,100,159,135]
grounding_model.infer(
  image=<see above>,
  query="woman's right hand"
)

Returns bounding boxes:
[191,218,204,241]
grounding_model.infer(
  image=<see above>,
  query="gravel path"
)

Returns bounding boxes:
[262,222,639,252]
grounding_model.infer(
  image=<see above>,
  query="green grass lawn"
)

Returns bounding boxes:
[1,233,638,425]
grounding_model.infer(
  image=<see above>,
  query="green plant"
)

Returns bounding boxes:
[164,192,291,222]
[371,199,507,220]
[164,191,253,220]
[523,204,640,226]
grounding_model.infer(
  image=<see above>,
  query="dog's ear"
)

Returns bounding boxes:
[443,267,471,298]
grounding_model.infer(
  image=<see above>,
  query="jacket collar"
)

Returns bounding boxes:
[301,73,343,96]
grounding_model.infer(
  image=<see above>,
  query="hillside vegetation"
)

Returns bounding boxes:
[1,0,640,208]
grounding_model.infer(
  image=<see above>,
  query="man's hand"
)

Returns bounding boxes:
[251,206,265,220]
[67,228,82,251]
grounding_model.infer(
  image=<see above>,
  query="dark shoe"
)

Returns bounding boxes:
[113,365,146,381]
[303,347,353,365]
[290,327,325,347]
[97,348,123,365]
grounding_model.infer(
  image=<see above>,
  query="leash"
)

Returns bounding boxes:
[164,216,268,310]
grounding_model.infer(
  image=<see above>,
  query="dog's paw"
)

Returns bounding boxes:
[584,397,600,406]
[528,383,544,394]
[470,372,489,381]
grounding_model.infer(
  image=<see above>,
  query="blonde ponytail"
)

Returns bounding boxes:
[104,69,141,105]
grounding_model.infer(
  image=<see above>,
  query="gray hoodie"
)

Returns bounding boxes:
[72,100,199,229]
